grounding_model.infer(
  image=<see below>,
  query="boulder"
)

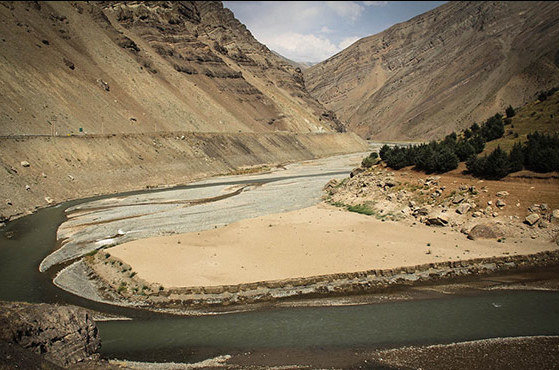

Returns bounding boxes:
[496,191,509,197]
[552,209,559,220]
[472,211,483,218]
[425,211,449,226]
[20,161,30,167]
[496,199,506,208]
[467,223,505,240]
[525,213,540,226]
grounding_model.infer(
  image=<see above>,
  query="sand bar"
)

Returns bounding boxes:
[108,204,556,288]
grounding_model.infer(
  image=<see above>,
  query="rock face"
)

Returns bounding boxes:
[0,1,341,136]
[305,1,559,140]
[0,302,100,367]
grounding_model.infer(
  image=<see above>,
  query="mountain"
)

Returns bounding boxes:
[304,1,559,140]
[0,1,343,135]
[0,1,365,220]
[271,51,316,71]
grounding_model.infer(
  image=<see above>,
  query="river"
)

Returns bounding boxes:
[1,152,559,365]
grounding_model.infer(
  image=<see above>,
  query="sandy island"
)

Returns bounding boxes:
[107,204,555,288]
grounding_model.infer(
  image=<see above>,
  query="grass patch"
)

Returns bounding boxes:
[347,204,376,216]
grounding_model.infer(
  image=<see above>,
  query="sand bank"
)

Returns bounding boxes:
[108,204,556,288]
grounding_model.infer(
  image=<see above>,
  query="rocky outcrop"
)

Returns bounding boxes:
[305,1,559,140]
[0,302,100,367]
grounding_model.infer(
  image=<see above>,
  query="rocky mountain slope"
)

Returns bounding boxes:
[0,1,342,135]
[0,1,365,220]
[305,1,559,140]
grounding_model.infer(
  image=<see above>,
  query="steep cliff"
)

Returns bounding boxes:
[305,1,559,140]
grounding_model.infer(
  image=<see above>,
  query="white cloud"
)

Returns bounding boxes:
[325,1,364,21]
[338,36,360,50]
[261,32,340,62]
[363,1,388,6]
[320,26,334,34]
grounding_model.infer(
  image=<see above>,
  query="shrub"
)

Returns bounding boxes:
[480,114,504,141]
[523,132,559,172]
[432,145,459,173]
[505,105,515,118]
[468,135,485,154]
[467,146,511,179]
[455,140,476,161]
[379,144,391,160]
[361,152,379,168]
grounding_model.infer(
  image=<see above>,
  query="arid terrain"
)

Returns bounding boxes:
[1,1,559,369]
[0,1,366,221]
[305,1,559,140]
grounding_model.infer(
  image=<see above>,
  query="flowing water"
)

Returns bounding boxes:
[1,153,559,364]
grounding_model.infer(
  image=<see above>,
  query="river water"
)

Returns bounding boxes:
[1,153,559,364]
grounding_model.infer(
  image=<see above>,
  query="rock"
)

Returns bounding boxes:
[44,196,53,204]
[496,199,506,208]
[541,203,548,212]
[20,161,30,167]
[529,204,540,213]
[97,78,110,92]
[469,186,478,195]
[425,211,449,226]
[408,200,416,208]
[41,172,47,178]
[456,203,471,215]
[67,174,74,181]
[496,191,509,197]
[492,212,499,217]
[525,213,540,226]
[487,200,493,206]
[0,302,100,367]
[323,178,338,191]
[25,185,30,191]
[472,211,483,218]
[452,195,465,204]
[552,209,559,220]
[467,223,505,240]
[414,206,431,216]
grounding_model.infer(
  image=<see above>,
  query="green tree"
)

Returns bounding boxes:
[508,142,524,173]
[505,105,515,118]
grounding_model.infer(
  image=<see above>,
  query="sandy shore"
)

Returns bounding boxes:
[108,204,556,288]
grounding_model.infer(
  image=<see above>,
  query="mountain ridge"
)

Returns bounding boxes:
[305,1,559,140]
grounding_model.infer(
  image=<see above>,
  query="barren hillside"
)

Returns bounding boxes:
[0,1,342,135]
[305,1,559,140]
[0,1,365,220]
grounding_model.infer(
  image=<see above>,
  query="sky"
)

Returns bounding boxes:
[223,1,446,63]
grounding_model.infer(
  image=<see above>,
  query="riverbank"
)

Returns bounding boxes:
[0,131,367,222]
[68,203,558,312]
